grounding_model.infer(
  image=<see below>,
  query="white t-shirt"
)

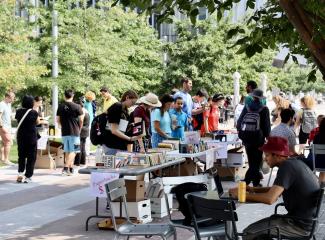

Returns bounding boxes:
[0,101,12,129]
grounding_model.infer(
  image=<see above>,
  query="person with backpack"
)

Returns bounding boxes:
[101,90,145,155]
[237,89,271,187]
[294,96,317,144]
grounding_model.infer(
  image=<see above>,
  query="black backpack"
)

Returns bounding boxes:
[238,107,264,145]
[171,182,208,225]
[90,113,108,145]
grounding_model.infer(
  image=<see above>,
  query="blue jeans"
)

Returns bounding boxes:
[102,145,118,155]
[151,132,168,148]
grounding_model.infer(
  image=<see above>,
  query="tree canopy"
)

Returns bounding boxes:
[119,0,325,81]
[163,16,325,96]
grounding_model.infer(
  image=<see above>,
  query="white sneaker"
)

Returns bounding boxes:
[2,160,15,166]
[17,173,24,183]
[23,177,32,183]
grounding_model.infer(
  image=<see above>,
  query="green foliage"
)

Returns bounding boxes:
[0,0,48,96]
[36,0,164,99]
[164,15,325,96]
[122,0,325,79]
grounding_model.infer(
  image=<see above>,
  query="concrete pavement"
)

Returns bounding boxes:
[1,163,325,240]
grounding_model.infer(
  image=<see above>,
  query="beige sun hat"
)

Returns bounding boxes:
[137,93,162,107]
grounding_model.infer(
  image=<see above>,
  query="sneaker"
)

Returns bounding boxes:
[62,169,69,176]
[16,173,24,183]
[2,160,15,166]
[23,177,32,183]
[69,168,74,175]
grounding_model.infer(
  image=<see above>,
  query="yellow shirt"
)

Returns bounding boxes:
[103,95,118,113]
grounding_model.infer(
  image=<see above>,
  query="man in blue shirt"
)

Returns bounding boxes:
[169,97,188,140]
[173,77,204,130]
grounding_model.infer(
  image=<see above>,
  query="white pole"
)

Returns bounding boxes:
[52,9,59,129]
[260,73,267,95]
[233,71,241,107]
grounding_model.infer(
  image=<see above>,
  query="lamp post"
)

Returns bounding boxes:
[260,73,267,95]
[52,4,58,130]
[233,71,241,107]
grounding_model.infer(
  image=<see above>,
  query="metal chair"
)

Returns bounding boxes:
[246,188,324,240]
[162,176,220,240]
[312,144,325,172]
[105,179,176,240]
[186,194,239,240]
[164,193,197,238]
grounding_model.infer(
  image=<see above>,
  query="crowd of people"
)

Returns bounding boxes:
[0,78,323,185]
[1,76,325,239]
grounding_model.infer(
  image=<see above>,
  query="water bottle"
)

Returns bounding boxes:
[238,181,246,203]
[95,146,103,165]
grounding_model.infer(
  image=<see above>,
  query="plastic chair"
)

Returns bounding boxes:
[186,194,239,240]
[105,179,176,240]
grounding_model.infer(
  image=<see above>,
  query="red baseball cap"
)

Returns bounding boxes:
[259,136,291,157]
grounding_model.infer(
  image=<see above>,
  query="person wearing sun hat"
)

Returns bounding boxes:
[229,136,319,239]
[131,92,161,152]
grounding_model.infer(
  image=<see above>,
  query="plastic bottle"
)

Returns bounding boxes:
[234,168,241,182]
[95,146,103,165]
[238,181,246,203]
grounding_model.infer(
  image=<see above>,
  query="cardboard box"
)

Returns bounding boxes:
[150,194,173,214]
[216,166,239,181]
[125,180,145,202]
[164,158,198,176]
[221,153,245,167]
[35,152,56,169]
[111,199,152,223]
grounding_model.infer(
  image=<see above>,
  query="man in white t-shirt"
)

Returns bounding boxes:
[0,92,15,165]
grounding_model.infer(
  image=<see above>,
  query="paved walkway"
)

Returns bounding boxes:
[1,164,325,240]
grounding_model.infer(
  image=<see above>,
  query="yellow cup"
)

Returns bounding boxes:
[238,181,246,203]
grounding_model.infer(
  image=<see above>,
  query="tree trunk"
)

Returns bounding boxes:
[279,0,325,80]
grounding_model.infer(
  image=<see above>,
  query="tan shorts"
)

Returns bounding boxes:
[0,128,12,146]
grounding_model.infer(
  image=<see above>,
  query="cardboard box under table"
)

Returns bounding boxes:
[111,199,152,223]
[150,194,173,218]
[35,140,64,169]
[125,180,145,202]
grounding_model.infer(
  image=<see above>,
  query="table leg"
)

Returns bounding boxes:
[85,197,110,231]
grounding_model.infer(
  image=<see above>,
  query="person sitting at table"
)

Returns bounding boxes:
[270,108,297,155]
[229,136,320,240]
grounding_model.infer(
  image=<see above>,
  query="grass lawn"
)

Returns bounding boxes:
[0,140,96,167]
[0,142,18,167]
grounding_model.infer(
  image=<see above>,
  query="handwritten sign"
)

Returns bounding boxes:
[207,142,227,159]
[37,136,48,150]
[184,131,200,144]
[205,149,215,170]
[90,172,120,198]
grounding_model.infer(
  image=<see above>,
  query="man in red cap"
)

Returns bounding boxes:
[229,136,320,239]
